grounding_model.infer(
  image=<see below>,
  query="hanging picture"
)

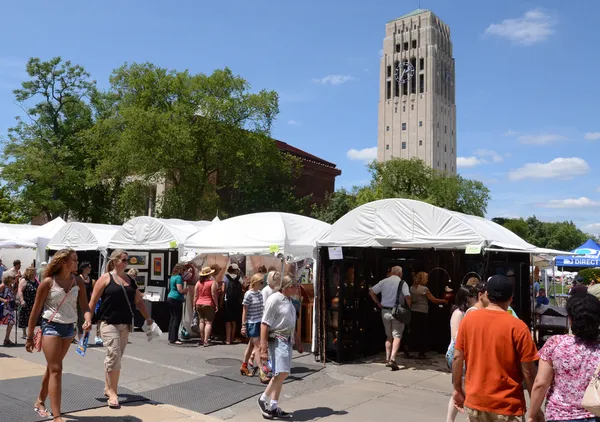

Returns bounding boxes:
[134,272,148,291]
[151,253,164,281]
[127,252,149,270]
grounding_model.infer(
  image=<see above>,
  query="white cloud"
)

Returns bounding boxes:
[508,157,589,181]
[312,74,357,86]
[542,197,600,209]
[347,147,377,162]
[505,130,519,136]
[474,149,503,163]
[584,132,600,140]
[457,156,485,168]
[287,120,301,126]
[518,133,566,145]
[585,223,600,234]
[484,9,556,45]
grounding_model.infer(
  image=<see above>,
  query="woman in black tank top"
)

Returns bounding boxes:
[88,249,153,409]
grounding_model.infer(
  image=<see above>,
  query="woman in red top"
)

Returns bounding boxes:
[193,267,219,347]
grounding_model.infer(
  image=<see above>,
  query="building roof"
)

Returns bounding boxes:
[274,139,341,174]
[389,8,430,23]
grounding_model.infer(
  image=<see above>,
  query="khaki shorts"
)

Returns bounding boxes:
[465,407,524,422]
[196,305,215,323]
[100,322,129,372]
[381,309,404,339]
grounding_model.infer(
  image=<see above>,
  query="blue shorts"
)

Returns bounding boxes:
[246,322,261,338]
[42,319,75,338]
[268,336,293,375]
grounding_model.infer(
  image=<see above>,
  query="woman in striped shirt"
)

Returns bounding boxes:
[240,273,265,376]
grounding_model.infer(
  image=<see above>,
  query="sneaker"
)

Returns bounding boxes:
[95,336,103,346]
[270,407,293,419]
[389,361,400,371]
[257,397,270,418]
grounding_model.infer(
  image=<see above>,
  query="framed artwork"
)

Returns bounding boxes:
[134,272,148,291]
[151,253,164,281]
[127,252,149,270]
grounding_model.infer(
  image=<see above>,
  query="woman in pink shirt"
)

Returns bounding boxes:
[193,267,219,347]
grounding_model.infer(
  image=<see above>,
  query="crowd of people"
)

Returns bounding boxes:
[0,250,303,421]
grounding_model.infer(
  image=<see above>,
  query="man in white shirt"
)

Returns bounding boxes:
[257,276,302,419]
[369,266,411,370]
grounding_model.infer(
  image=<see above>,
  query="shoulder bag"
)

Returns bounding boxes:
[116,273,136,332]
[582,357,600,415]
[33,278,75,352]
[391,280,411,324]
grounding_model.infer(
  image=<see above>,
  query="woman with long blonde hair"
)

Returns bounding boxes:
[25,249,92,421]
[88,249,153,409]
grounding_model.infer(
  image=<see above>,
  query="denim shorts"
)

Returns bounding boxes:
[42,319,75,338]
[268,336,293,375]
[246,322,261,338]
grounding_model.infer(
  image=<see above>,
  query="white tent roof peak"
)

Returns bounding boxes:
[47,222,120,251]
[185,212,330,261]
[317,198,536,251]
[108,217,209,250]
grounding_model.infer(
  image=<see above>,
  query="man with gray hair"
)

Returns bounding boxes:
[369,266,411,371]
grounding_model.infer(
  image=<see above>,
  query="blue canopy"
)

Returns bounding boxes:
[555,239,600,267]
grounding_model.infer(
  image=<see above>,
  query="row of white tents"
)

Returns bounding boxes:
[0,199,568,272]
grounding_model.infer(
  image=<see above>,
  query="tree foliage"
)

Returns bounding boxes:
[2,58,305,223]
[312,158,491,223]
[492,216,590,251]
[1,57,113,222]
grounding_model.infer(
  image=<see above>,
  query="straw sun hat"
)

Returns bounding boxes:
[199,266,215,277]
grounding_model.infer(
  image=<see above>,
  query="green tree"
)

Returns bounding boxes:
[496,216,589,251]
[91,63,303,220]
[502,218,529,239]
[0,187,28,223]
[311,188,357,224]
[313,158,491,220]
[1,57,113,222]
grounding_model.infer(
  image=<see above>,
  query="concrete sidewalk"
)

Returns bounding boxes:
[0,354,220,422]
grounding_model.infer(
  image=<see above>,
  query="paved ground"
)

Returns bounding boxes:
[0,325,457,421]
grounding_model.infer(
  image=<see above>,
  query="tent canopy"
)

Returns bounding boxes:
[185,212,331,262]
[0,218,66,249]
[108,217,209,250]
[555,239,600,267]
[47,222,120,251]
[317,199,539,251]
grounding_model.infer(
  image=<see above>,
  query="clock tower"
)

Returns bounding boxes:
[377,9,456,174]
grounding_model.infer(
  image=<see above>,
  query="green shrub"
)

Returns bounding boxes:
[578,268,600,285]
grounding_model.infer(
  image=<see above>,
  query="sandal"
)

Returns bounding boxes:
[3,339,15,346]
[34,399,52,418]
[107,397,120,409]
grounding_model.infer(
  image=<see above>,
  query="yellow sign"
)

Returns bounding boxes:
[269,245,279,254]
[465,245,482,254]
[169,241,178,249]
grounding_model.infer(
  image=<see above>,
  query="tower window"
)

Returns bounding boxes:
[386,81,391,100]
[386,144,390,150]
[451,147,454,153]
[445,126,447,133]
[420,58,424,70]
[411,104,414,110]
[419,140,423,146]
[452,130,454,135]
[437,141,440,147]
[419,74,424,93]
[387,66,391,78]
[410,58,417,94]
[403,105,406,112]
[395,107,398,113]
[402,123,407,130]
[395,44,401,53]
[444,145,447,152]
[403,42,409,51]
[419,121,422,127]
[386,126,390,132]
[437,161,440,167]
[412,40,417,49]
[444,163,447,171]
[402,142,406,149]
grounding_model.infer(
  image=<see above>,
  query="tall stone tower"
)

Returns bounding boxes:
[377,9,456,174]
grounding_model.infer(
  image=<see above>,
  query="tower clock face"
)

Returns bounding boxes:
[395,61,415,84]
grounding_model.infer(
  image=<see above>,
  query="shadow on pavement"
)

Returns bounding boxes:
[291,407,348,421]
[64,416,143,422]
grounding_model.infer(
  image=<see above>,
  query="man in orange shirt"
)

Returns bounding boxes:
[452,275,542,422]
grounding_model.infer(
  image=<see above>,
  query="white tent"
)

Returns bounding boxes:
[184,212,331,262]
[108,217,209,251]
[0,218,67,266]
[47,222,120,251]
[318,199,539,251]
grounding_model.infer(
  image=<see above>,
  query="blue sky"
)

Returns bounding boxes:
[1,1,599,235]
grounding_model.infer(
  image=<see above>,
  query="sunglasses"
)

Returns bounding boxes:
[120,258,128,263]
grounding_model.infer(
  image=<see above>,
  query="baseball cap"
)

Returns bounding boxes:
[229,263,239,271]
[486,275,514,302]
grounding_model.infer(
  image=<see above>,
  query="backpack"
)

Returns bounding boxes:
[225,274,242,303]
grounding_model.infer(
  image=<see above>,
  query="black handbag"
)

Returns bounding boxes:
[391,280,411,324]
